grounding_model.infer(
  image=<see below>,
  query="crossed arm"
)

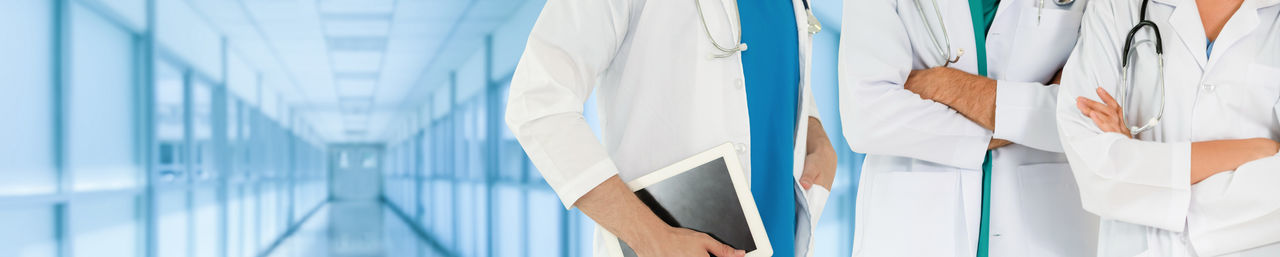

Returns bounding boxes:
[1074,87,1279,184]
[916,63,1280,183]
[901,67,1013,149]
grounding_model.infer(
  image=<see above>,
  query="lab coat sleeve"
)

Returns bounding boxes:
[994,81,1064,152]
[807,83,821,120]
[1055,0,1191,232]
[1185,156,1280,256]
[504,0,631,209]
[837,0,991,170]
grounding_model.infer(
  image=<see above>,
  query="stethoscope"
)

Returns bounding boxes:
[913,0,1076,67]
[1119,0,1166,136]
[694,0,823,58]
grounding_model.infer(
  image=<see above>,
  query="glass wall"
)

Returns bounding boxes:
[0,1,330,257]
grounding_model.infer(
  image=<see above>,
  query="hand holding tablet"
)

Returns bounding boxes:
[602,143,773,257]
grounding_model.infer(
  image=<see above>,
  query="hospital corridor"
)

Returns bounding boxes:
[0,0,865,256]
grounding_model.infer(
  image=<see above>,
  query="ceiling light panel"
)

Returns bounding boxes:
[323,19,390,37]
[327,36,388,52]
[336,78,377,98]
[334,72,379,80]
[340,98,374,113]
[319,0,394,15]
[330,51,382,73]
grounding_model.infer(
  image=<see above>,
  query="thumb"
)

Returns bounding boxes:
[799,165,819,190]
[703,237,745,257]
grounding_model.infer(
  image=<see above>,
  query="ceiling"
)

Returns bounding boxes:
[185,0,532,142]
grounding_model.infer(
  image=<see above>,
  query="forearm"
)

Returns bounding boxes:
[574,176,669,248]
[1190,138,1279,184]
[909,67,999,130]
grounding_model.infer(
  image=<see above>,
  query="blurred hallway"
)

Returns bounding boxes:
[263,201,449,257]
[1,0,863,256]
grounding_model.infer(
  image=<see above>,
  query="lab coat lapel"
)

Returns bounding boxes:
[714,0,743,42]
[792,0,811,139]
[1205,0,1260,68]
[790,2,817,256]
[1162,0,1209,69]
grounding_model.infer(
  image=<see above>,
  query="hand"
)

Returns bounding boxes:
[631,226,746,257]
[800,145,837,190]
[1076,87,1132,138]
[988,139,1012,150]
[801,117,837,190]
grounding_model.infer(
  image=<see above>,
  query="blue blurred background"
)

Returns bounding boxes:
[0,0,861,256]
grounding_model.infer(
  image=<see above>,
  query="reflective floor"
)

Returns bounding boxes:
[265,201,450,257]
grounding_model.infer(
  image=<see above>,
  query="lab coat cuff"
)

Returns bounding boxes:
[952,132,993,170]
[554,159,621,210]
[794,185,829,257]
[993,80,1064,152]
[1162,142,1193,232]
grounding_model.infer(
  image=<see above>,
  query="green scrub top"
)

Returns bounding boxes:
[969,0,998,256]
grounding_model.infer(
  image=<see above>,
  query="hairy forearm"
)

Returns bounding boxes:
[907,67,998,131]
[575,176,669,247]
[1190,138,1279,184]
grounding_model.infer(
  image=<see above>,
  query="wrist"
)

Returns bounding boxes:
[1246,138,1279,159]
[626,222,673,251]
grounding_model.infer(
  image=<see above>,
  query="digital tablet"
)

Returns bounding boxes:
[600,143,773,257]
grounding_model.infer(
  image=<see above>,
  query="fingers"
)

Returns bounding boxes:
[1087,112,1119,133]
[799,165,819,190]
[1095,87,1121,109]
[1077,97,1126,134]
[701,234,745,257]
[1076,97,1114,121]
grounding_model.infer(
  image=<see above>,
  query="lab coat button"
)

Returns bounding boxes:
[734,142,747,153]
[1202,83,1216,93]
[734,78,745,89]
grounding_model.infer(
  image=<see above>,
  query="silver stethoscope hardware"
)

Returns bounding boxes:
[694,0,821,59]
[914,0,963,66]
[1118,0,1165,137]
[1039,0,1076,23]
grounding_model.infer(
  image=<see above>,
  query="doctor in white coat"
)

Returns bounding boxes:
[504,0,835,256]
[839,0,1099,255]
[1059,0,1280,256]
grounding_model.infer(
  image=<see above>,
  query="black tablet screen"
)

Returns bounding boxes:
[619,157,756,257]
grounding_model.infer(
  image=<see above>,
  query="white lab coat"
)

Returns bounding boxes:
[839,0,1099,255]
[1057,0,1280,256]
[503,0,831,256]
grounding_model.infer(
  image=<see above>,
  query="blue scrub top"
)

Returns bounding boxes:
[738,0,800,256]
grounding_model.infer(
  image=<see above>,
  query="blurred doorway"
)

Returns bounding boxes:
[330,144,384,201]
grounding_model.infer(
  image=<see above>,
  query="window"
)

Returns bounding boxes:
[157,191,190,257]
[0,207,57,257]
[0,0,57,196]
[154,60,187,183]
[66,2,140,191]
[192,79,216,181]
[70,196,140,257]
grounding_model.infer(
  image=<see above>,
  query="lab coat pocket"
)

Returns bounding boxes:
[859,171,962,255]
[1243,64,1280,133]
[1015,163,1098,255]
[1004,5,1085,82]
